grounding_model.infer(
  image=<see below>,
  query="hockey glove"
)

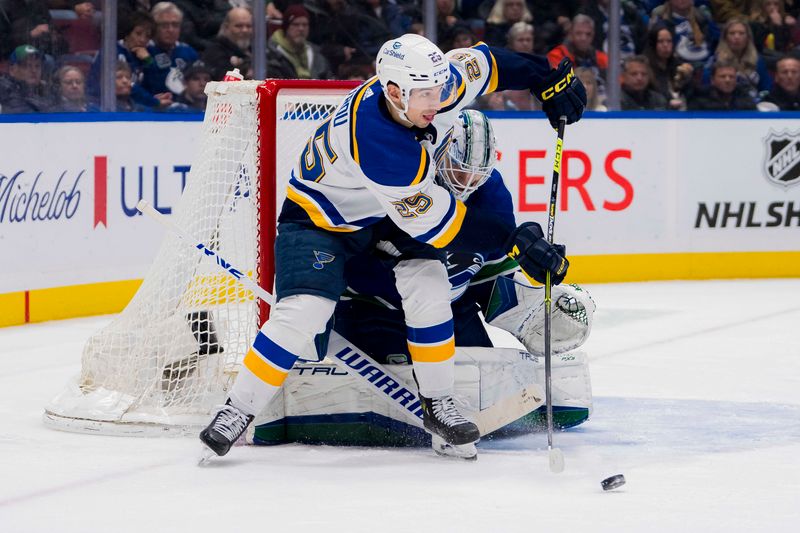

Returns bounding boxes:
[533,58,587,129]
[506,222,569,285]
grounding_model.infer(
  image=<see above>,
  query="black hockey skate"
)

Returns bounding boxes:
[199,400,254,459]
[419,394,480,446]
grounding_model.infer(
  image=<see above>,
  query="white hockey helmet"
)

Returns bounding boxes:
[376,34,456,119]
[437,110,497,200]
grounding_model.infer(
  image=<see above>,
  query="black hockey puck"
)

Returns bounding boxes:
[601,474,626,491]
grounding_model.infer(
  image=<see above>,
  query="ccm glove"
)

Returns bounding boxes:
[505,222,569,285]
[533,58,587,129]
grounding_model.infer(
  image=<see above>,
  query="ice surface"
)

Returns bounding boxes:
[1,280,798,532]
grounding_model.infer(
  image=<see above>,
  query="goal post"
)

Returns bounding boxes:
[44,79,359,436]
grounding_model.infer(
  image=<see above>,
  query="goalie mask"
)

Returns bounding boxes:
[438,110,497,201]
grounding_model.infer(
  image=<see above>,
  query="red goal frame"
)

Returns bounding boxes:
[255,79,361,323]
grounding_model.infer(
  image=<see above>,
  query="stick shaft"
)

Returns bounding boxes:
[544,117,567,449]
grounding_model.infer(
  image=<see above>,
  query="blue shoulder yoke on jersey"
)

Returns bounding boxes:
[350,79,432,188]
[471,43,552,94]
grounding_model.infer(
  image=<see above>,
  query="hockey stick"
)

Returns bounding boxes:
[544,116,568,473]
[136,200,543,437]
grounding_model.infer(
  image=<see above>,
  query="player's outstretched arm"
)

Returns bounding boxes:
[480,45,587,128]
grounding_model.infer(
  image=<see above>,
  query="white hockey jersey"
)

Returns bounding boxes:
[282,43,500,248]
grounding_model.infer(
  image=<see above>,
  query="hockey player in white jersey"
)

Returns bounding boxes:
[336,109,596,365]
[200,34,587,458]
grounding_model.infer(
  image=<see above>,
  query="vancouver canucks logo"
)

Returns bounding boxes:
[764,129,800,188]
[313,250,335,270]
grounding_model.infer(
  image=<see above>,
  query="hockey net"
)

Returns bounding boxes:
[44,79,359,435]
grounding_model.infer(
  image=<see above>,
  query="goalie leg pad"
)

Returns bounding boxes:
[484,274,596,356]
[252,345,592,445]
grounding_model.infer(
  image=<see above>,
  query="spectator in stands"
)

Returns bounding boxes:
[576,66,608,111]
[88,11,171,109]
[548,15,609,96]
[72,1,96,19]
[360,0,408,38]
[308,0,367,75]
[171,0,228,54]
[51,65,96,112]
[763,55,800,109]
[0,45,52,113]
[507,21,535,54]
[484,0,533,48]
[348,0,394,58]
[749,0,798,65]
[202,7,253,81]
[503,22,536,110]
[548,15,609,69]
[143,2,199,101]
[440,24,476,52]
[114,61,147,112]
[267,4,332,80]
[528,0,581,53]
[436,0,461,41]
[688,60,758,109]
[709,0,755,23]
[172,61,211,111]
[0,0,65,59]
[581,0,649,58]
[620,55,669,110]
[644,23,694,109]
[53,1,101,58]
[650,0,717,66]
[704,18,772,97]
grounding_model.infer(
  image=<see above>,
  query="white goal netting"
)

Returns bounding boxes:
[44,80,353,435]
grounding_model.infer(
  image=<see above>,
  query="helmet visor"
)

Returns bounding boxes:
[407,75,458,111]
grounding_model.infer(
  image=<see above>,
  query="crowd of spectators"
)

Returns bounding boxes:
[3,0,800,114]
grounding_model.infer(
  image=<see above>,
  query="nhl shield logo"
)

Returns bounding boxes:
[763,130,800,188]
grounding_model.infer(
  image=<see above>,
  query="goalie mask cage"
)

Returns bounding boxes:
[44,79,360,436]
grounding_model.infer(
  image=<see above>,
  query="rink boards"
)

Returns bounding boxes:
[1,111,799,325]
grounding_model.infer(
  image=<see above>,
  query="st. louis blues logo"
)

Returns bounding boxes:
[313,250,335,270]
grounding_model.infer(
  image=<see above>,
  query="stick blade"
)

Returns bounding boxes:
[549,447,565,473]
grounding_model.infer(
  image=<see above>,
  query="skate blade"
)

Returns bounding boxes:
[432,436,477,461]
[198,445,217,466]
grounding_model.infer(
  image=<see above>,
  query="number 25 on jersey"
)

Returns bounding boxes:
[301,118,338,182]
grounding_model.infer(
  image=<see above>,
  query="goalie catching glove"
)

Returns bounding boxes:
[506,222,568,285]
[485,275,596,356]
[533,58,586,129]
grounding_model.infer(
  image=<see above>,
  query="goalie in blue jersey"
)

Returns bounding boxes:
[335,109,595,368]
[200,34,587,460]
